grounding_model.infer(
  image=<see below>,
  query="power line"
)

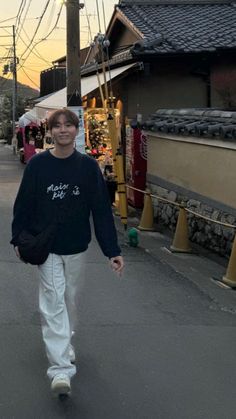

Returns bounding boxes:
[0,17,17,24]
[96,0,102,33]
[18,3,63,69]
[40,0,56,37]
[0,25,15,64]
[20,67,39,89]
[39,3,63,41]
[18,0,52,62]
[22,65,42,73]
[84,1,93,42]
[15,0,32,44]
[102,0,106,34]
[18,30,51,65]
[15,0,27,34]
[0,27,12,36]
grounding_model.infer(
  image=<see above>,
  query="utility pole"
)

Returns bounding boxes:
[12,24,18,154]
[0,24,18,152]
[66,0,85,153]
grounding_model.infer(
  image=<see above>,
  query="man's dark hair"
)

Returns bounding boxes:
[48,109,79,130]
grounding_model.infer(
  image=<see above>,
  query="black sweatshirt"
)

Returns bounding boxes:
[11,149,121,258]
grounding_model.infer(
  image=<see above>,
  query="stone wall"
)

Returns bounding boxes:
[148,183,236,256]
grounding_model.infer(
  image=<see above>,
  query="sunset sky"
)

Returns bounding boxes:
[0,0,117,91]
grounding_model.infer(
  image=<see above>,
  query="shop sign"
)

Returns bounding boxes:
[68,106,86,154]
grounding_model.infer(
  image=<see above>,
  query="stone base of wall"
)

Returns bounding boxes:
[148,183,236,257]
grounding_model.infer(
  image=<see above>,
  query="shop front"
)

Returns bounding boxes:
[84,104,121,204]
[18,110,54,163]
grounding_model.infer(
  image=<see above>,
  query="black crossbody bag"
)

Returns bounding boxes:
[17,184,74,265]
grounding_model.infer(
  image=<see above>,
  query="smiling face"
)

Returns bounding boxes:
[50,114,78,150]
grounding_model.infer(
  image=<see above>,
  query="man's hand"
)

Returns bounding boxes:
[110,256,124,276]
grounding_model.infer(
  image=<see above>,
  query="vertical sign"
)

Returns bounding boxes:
[68,106,85,154]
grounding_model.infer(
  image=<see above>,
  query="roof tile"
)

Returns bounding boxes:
[142,109,236,140]
[118,3,236,54]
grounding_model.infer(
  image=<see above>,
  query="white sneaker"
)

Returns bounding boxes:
[69,344,76,363]
[51,374,71,396]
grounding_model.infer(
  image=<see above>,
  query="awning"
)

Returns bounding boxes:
[35,63,137,118]
[18,108,40,127]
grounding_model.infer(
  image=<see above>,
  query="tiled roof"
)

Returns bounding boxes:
[142,109,236,140]
[117,2,236,54]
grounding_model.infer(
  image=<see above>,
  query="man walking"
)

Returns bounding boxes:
[11,109,124,396]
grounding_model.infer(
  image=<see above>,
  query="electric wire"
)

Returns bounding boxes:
[0,38,14,64]
[80,2,97,46]
[14,0,56,92]
[102,0,106,33]
[0,43,12,50]
[38,3,63,41]
[40,0,56,38]
[0,27,12,36]
[18,30,51,65]
[22,27,52,63]
[15,0,26,31]
[20,67,39,89]
[83,0,96,65]
[18,2,63,68]
[15,0,32,44]
[0,17,17,24]
[22,65,42,73]
[1,1,52,104]
[18,0,52,62]
[0,25,14,29]
[84,1,93,42]
[0,21,14,68]
[96,0,102,33]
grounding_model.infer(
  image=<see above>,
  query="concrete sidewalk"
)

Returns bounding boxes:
[115,212,236,315]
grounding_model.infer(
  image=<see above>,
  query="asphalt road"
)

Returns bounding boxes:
[1,144,236,419]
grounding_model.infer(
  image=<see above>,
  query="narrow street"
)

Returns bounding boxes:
[1,144,236,419]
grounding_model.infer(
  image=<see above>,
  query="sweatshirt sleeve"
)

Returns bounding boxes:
[88,158,121,258]
[10,161,37,246]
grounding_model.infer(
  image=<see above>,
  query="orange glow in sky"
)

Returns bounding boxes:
[0,0,117,92]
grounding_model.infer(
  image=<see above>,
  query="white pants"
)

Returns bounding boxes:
[38,252,85,380]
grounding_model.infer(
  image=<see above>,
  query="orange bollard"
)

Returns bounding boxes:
[170,205,191,253]
[222,233,236,288]
[138,190,155,231]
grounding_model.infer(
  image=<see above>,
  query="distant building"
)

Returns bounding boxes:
[40,47,90,97]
